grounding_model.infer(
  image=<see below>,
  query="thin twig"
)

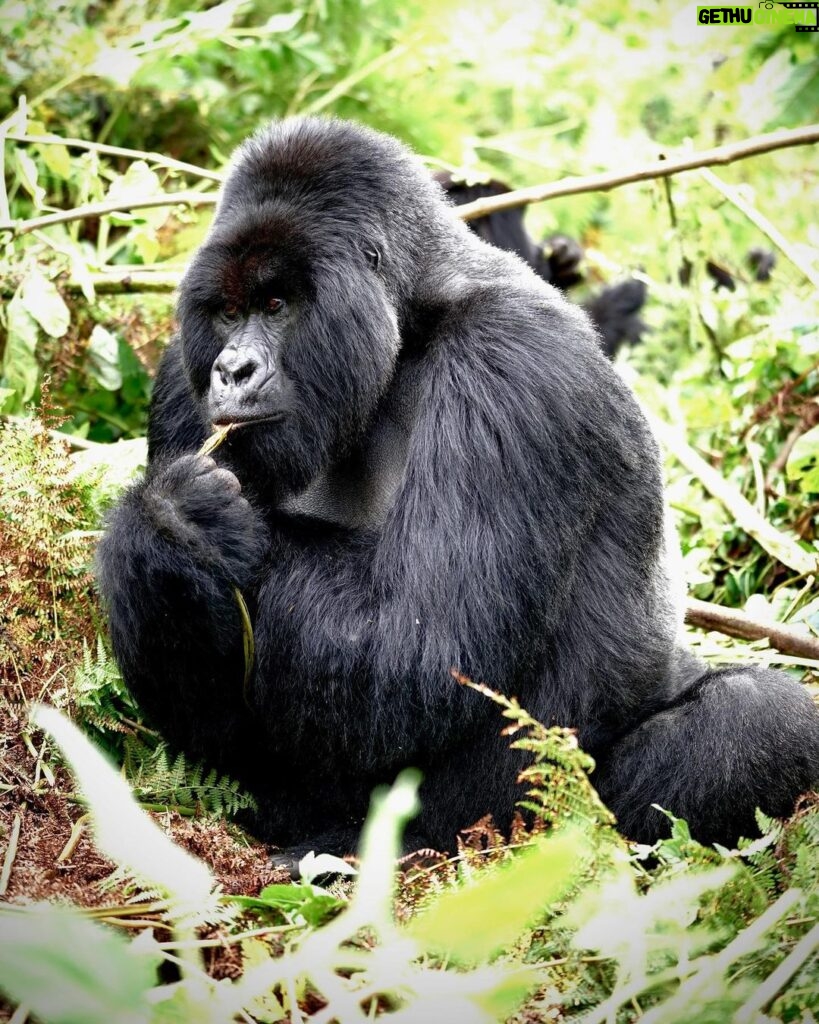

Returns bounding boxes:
[649,413,817,575]
[684,597,819,662]
[0,813,22,896]
[8,1004,29,1024]
[56,813,89,864]
[75,269,183,293]
[455,124,819,220]
[0,190,216,235]
[699,167,819,289]
[82,901,168,919]
[764,412,819,495]
[303,43,408,116]
[5,132,224,183]
[0,268,184,298]
[157,923,301,950]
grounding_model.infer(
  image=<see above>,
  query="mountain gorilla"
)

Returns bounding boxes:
[98,118,819,862]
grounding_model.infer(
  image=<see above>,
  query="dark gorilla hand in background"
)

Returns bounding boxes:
[98,118,819,862]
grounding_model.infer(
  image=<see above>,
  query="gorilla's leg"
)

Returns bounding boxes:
[593,664,819,846]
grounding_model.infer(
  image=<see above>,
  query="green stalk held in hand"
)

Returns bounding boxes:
[197,424,255,697]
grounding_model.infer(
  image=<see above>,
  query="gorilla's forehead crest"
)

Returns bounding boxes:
[217,116,430,222]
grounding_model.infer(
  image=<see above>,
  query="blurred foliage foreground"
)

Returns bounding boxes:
[2,0,819,1020]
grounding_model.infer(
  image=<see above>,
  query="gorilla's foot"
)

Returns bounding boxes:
[593,665,819,847]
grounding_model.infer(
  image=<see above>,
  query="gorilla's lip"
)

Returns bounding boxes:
[211,412,285,428]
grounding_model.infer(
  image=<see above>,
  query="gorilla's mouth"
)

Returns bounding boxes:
[210,412,285,428]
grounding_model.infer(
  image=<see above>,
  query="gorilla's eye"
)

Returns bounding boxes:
[266,297,284,314]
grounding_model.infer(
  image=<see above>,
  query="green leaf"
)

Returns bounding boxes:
[0,386,16,412]
[408,830,583,963]
[0,903,158,1024]
[14,148,45,206]
[133,226,160,264]
[20,268,70,338]
[39,142,72,180]
[87,324,123,390]
[2,289,40,404]
[476,966,541,1020]
[786,424,819,494]
[231,881,345,926]
[241,939,287,1023]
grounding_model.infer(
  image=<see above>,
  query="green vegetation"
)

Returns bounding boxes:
[0,0,817,1021]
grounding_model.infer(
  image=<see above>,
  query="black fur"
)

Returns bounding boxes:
[98,118,819,854]
[435,172,647,359]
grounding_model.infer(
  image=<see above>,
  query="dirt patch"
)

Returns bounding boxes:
[1,703,281,908]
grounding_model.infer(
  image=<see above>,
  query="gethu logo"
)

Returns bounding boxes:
[696,3,819,29]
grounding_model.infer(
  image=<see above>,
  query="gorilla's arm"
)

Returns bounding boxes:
[97,347,268,773]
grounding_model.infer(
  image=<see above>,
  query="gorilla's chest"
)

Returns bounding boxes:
[279,362,424,530]
[280,422,409,530]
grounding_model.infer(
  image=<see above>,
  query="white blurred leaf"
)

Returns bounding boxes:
[87,324,123,390]
[106,161,161,203]
[0,903,158,1024]
[88,46,142,86]
[31,705,215,911]
[265,11,303,32]
[20,267,70,338]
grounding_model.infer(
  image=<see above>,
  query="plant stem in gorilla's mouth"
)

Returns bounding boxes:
[198,423,237,456]
[196,421,255,697]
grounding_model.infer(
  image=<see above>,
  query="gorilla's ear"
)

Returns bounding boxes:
[362,244,382,273]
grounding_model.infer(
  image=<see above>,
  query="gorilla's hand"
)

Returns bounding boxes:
[142,454,266,583]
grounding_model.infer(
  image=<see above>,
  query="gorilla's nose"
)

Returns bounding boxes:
[211,345,264,395]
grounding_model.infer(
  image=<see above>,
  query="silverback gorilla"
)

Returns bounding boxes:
[98,118,819,861]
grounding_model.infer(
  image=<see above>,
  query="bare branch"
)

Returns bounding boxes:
[2,124,815,244]
[79,269,183,293]
[764,415,817,495]
[685,597,819,662]
[0,190,217,235]
[455,124,819,220]
[5,132,224,183]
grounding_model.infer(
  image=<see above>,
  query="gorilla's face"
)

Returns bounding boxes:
[177,202,400,496]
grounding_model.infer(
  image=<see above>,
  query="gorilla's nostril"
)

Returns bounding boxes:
[233,360,257,384]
